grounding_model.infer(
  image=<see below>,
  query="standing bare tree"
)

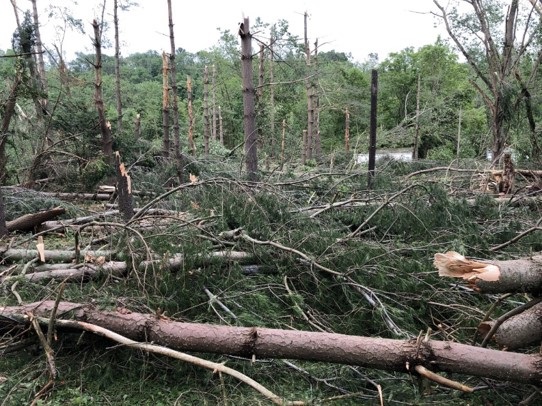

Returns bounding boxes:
[167,0,182,175]
[203,65,211,156]
[113,0,123,136]
[304,12,314,161]
[269,25,276,158]
[30,0,48,114]
[239,17,258,181]
[92,19,113,164]
[187,76,196,155]
[433,0,542,162]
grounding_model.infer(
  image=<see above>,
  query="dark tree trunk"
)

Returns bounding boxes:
[368,69,378,188]
[239,17,258,181]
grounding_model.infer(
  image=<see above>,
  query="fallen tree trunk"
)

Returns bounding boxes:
[1,301,541,386]
[0,248,116,263]
[0,251,254,284]
[7,206,65,232]
[434,251,542,293]
[0,261,127,283]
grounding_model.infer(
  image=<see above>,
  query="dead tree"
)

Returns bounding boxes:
[203,65,210,156]
[187,76,196,155]
[92,19,113,164]
[304,12,314,160]
[113,0,123,135]
[239,17,258,181]
[269,26,276,157]
[212,64,217,141]
[344,108,350,152]
[161,51,170,157]
[0,188,7,237]
[167,0,181,170]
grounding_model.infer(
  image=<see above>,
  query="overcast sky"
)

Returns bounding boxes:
[0,0,449,63]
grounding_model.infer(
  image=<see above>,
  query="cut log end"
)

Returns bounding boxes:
[434,251,501,284]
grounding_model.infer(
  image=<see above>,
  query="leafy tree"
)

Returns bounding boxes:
[434,0,542,162]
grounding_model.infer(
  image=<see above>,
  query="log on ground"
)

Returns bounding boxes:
[1,301,540,386]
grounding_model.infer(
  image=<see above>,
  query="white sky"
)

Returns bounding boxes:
[0,0,448,63]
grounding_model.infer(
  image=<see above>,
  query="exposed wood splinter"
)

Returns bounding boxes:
[434,251,500,284]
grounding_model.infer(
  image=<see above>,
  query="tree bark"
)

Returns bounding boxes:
[2,301,542,386]
[239,17,258,181]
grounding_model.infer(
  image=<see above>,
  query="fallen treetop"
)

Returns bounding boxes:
[1,301,540,387]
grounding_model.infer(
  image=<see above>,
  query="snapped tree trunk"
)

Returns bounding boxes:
[114,151,134,221]
[239,17,258,181]
[2,301,542,387]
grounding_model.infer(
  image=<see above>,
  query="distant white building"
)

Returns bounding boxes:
[356,148,412,164]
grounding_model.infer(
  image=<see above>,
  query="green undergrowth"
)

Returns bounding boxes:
[1,158,540,404]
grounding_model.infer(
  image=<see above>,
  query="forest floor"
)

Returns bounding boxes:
[1,155,541,405]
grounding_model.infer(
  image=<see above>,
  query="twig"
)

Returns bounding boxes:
[47,283,65,346]
[203,287,237,320]
[346,184,423,239]
[490,217,542,251]
[10,281,23,305]
[234,229,342,276]
[414,364,473,393]
[29,313,57,379]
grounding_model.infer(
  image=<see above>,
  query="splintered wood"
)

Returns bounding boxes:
[434,251,500,283]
